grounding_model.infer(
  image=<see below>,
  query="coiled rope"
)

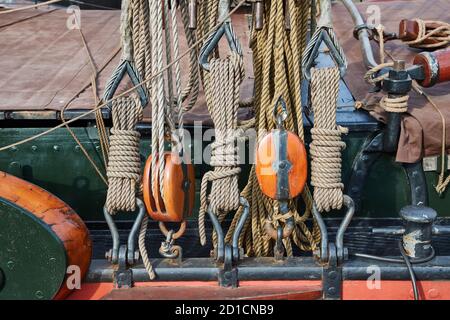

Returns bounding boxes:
[404,19,450,49]
[310,67,348,212]
[198,51,245,246]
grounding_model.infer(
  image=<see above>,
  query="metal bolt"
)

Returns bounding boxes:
[313,249,320,258]
[328,271,337,279]
[394,60,406,71]
[328,287,337,295]
[134,251,140,262]
[53,145,60,152]
[35,290,44,299]
[427,288,440,299]
[105,249,112,261]
[74,145,81,152]
[10,146,17,152]
[31,145,38,152]
[7,261,14,270]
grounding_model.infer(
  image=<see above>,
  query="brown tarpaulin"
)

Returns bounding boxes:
[333,0,450,163]
[0,7,254,125]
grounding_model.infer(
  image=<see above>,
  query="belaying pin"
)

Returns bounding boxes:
[188,0,197,29]
[254,0,264,30]
[284,0,291,30]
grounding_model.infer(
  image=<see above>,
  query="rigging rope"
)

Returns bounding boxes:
[310,67,348,212]
[404,19,450,49]
[198,51,245,246]
[221,0,320,257]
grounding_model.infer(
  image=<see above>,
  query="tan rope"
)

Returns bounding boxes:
[404,19,450,49]
[380,95,409,113]
[0,0,63,15]
[138,215,156,280]
[198,52,245,246]
[105,95,143,214]
[412,82,449,195]
[223,0,319,256]
[310,67,348,212]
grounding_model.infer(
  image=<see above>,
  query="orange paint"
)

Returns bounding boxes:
[142,153,195,222]
[255,131,308,200]
[0,171,92,300]
[67,280,450,300]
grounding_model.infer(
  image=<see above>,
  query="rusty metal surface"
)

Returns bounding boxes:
[101,284,322,300]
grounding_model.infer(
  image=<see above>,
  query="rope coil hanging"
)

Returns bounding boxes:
[310,68,348,212]
[105,95,143,213]
[198,51,245,246]
[303,0,348,213]
[104,0,148,214]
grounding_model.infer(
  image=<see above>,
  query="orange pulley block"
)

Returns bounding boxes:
[255,97,308,201]
[142,152,195,223]
[255,97,308,259]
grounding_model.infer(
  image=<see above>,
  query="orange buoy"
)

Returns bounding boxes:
[255,130,308,200]
[142,152,195,222]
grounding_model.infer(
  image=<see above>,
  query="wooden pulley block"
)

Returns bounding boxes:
[255,98,308,200]
[399,19,447,47]
[142,152,195,222]
[414,47,450,87]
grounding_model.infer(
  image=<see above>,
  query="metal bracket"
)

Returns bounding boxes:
[104,198,146,288]
[322,243,342,300]
[302,27,347,81]
[198,0,243,71]
[103,59,148,108]
[208,197,249,287]
[312,196,355,299]
[114,245,133,289]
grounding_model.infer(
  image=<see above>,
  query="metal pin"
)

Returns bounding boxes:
[188,0,197,29]
[284,0,291,31]
[254,0,263,31]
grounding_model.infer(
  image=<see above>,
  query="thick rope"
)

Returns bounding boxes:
[380,95,409,113]
[403,19,450,49]
[138,215,156,280]
[105,95,143,213]
[198,52,245,246]
[310,67,348,212]
[223,0,319,256]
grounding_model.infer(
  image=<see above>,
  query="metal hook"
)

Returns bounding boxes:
[232,197,250,261]
[272,96,289,129]
[208,196,250,262]
[198,0,243,71]
[302,27,347,81]
[311,195,355,264]
[103,59,148,108]
[104,198,146,265]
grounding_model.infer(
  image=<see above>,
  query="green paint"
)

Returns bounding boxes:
[0,126,448,220]
[0,199,67,300]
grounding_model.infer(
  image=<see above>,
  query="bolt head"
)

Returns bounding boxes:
[105,249,112,261]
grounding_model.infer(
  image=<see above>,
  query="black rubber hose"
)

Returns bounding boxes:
[351,241,436,300]
[398,241,419,300]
